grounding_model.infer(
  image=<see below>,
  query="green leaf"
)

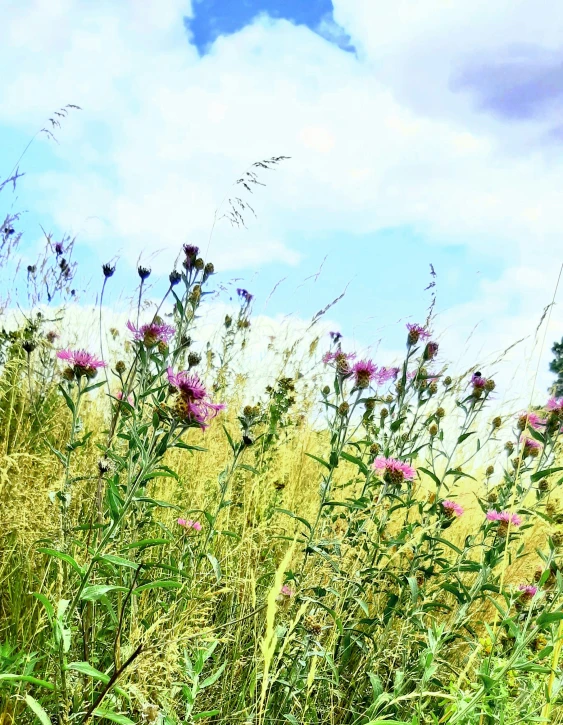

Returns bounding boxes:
[97,554,140,569]
[239,463,260,475]
[58,383,75,414]
[223,424,236,453]
[133,580,183,594]
[122,538,171,550]
[340,451,369,475]
[0,674,55,690]
[38,547,83,575]
[457,432,475,444]
[32,592,54,621]
[175,440,207,452]
[193,711,221,721]
[418,467,440,486]
[80,585,128,601]
[200,662,226,689]
[305,452,331,470]
[537,610,563,626]
[206,553,221,582]
[133,496,180,510]
[531,467,563,483]
[275,508,312,533]
[92,709,135,724]
[66,661,110,682]
[25,694,52,725]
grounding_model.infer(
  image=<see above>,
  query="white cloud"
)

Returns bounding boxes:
[1,0,562,399]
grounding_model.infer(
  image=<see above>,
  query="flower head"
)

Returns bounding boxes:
[167,367,224,427]
[351,359,377,389]
[518,584,538,600]
[322,350,356,375]
[127,319,176,348]
[423,341,439,361]
[54,242,64,255]
[115,390,134,406]
[442,499,464,518]
[178,518,202,531]
[376,366,400,385]
[486,510,522,534]
[280,584,294,597]
[102,263,115,278]
[137,266,151,280]
[373,456,416,486]
[517,411,544,431]
[237,288,253,303]
[471,373,486,389]
[546,397,563,414]
[329,331,342,343]
[406,323,431,346]
[522,436,542,458]
[57,349,106,379]
[183,245,199,269]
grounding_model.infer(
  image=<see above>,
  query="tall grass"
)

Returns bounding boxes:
[1,155,563,725]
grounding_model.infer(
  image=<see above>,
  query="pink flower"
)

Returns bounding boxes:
[546,397,563,414]
[471,373,487,389]
[351,359,377,389]
[178,518,202,531]
[127,319,175,347]
[373,456,416,486]
[521,436,542,458]
[486,510,522,527]
[376,366,400,385]
[518,584,538,599]
[115,390,134,406]
[167,367,224,427]
[280,584,294,597]
[516,411,544,431]
[442,500,464,517]
[57,349,106,379]
[322,350,356,374]
[406,323,431,346]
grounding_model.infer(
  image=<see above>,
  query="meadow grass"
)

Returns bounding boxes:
[1,163,563,724]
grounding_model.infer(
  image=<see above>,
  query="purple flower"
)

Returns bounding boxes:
[322,350,356,375]
[423,341,439,361]
[376,366,400,385]
[521,436,542,458]
[178,518,202,531]
[280,584,294,597]
[167,367,224,428]
[57,349,106,379]
[127,320,176,348]
[406,323,431,346]
[351,359,377,389]
[486,510,522,528]
[237,288,253,303]
[518,584,538,599]
[516,411,544,431]
[546,397,563,414]
[471,373,486,389]
[54,242,64,255]
[373,456,416,486]
[329,331,342,342]
[442,499,464,517]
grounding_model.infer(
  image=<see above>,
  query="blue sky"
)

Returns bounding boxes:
[0,0,562,402]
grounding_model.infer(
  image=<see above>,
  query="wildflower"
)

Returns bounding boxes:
[115,360,126,374]
[518,584,538,602]
[538,478,549,492]
[57,349,106,379]
[167,367,224,427]
[351,359,377,389]
[436,407,445,419]
[428,381,438,395]
[329,331,342,343]
[370,443,380,456]
[183,244,199,268]
[406,323,431,347]
[127,319,175,348]
[102,263,115,278]
[54,242,64,255]
[429,424,438,436]
[423,341,439,361]
[364,397,376,411]
[505,441,515,454]
[442,500,464,518]
[280,584,294,598]
[188,352,201,368]
[169,270,181,286]
[443,375,452,387]
[203,262,214,279]
[516,412,544,431]
[303,616,323,636]
[322,350,356,375]
[237,288,253,303]
[522,436,542,458]
[178,518,202,531]
[195,257,205,270]
[322,385,330,396]
[373,457,416,486]
[376,366,400,385]
[546,397,563,415]
[486,465,494,477]
[380,407,389,419]
[552,531,563,547]
[22,339,36,353]
[115,390,134,406]
[492,416,502,429]
[46,330,59,344]
[338,402,350,416]
[138,266,151,280]
[487,509,522,536]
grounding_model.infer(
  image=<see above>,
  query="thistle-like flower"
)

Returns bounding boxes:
[57,349,106,379]
[167,367,224,427]
[406,323,431,347]
[442,499,464,518]
[373,457,416,486]
[127,319,176,348]
[351,359,377,389]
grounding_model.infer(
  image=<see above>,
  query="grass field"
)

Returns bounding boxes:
[1,238,563,725]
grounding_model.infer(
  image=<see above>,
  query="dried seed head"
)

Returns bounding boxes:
[188,352,201,368]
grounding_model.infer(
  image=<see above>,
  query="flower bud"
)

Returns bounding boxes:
[322,385,330,396]
[364,397,376,411]
[380,407,389,419]
[505,441,515,454]
[188,352,201,368]
[429,382,438,395]
[486,465,494,477]
[195,257,205,270]
[338,402,350,416]
[370,443,380,456]
[492,416,502,429]
[429,424,438,436]
[443,376,452,386]
[436,407,445,418]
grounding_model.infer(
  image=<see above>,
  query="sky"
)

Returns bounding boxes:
[1,0,562,408]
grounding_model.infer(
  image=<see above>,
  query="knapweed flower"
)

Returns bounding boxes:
[423,341,439,361]
[406,323,431,347]
[280,584,294,598]
[322,350,356,375]
[237,288,253,303]
[329,331,342,343]
[516,411,544,431]
[351,359,377,389]
[546,397,563,415]
[115,390,134,406]
[169,270,181,286]
[127,319,176,348]
[57,349,106,379]
[102,263,115,278]
[442,500,464,518]
[137,266,151,280]
[54,242,64,255]
[471,372,486,389]
[373,457,416,486]
[521,436,542,458]
[376,366,400,385]
[486,509,522,536]
[518,584,538,601]
[183,244,199,269]
[177,518,202,531]
[167,367,224,427]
